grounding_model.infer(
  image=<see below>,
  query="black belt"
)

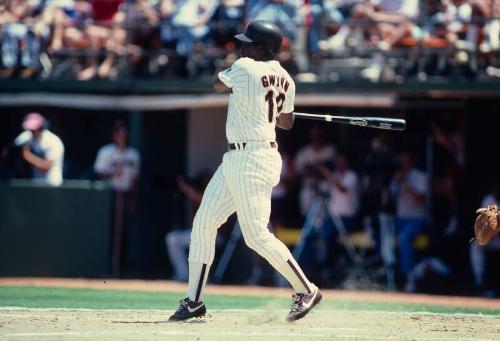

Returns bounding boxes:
[228,142,277,150]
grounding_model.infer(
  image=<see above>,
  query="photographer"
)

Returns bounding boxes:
[318,152,359,225]
[316,152,359,264]
[4,113,64,186]
[294,124,336,217]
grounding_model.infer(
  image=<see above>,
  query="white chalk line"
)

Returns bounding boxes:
[3,330,497,341]
[1,307,498,319]
[4,330,329,338]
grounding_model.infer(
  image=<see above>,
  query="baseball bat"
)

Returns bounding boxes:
[294,112,406,131]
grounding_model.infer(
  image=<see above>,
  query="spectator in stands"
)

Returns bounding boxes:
[294,124,336,218]
[166,171,211,282]
[403,0,449,78]
[318,0,366,53]
[442,0,474,51]
[94,119,141,277]
[247,0,302,73]
[210,0,245,47]
[359,0,420,81]
[12,113,65,186]
[120,0,160,77]
[436,0,485,77]
[1,0,46,78]
[470,0,500,77]
[77,0,124,80]
[156,0,191,77]
[158,0,179,49]
[43,1,93,52]
[390,151,428,280]
[247,0,300,41]
[472,0,500,53]
[172,0,218,56]
[469,184,500,297]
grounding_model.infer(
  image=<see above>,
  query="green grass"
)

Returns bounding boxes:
[0,286,499,315]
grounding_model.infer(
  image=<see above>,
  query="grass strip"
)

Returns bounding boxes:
[0,286,498,315]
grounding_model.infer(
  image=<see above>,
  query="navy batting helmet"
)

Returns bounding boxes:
[235,20,283,54]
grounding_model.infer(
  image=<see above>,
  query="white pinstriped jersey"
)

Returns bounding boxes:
[218,57,295,143]
[187,58,315,300]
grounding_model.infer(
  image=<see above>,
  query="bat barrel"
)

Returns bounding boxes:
[294,112,406,131]
[334,116,406,131]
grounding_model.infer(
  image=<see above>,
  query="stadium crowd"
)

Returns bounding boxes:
[1,0,500,81]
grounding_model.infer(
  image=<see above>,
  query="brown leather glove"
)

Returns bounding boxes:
[474,204,500,245]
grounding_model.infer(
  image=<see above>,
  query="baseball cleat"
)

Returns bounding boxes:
[169,297,206,321]
[286,288,322,322]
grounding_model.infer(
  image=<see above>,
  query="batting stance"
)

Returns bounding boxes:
[169,20,322,322]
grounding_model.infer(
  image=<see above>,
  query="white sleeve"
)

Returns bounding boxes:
[14,131,32,146]
[94,147,111,175]
[217,58,251,89]
[282,80,295,114]
[45,138,64,163]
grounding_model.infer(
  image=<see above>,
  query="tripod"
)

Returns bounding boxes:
[285,191,372,287]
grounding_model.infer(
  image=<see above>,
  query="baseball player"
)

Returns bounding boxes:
[169,20,322,322]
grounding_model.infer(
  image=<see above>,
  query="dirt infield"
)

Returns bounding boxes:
[2,307,500,341]
[1,277,500,310]
[1,278,500,340]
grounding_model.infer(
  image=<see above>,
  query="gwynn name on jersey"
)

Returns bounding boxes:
[261,74,290,92]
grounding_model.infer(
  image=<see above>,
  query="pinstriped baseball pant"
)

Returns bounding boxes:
[188,145,312,294]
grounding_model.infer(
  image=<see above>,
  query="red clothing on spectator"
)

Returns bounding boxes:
[92,0,123,22]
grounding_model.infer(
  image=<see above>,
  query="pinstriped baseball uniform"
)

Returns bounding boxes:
[187,57,315,302]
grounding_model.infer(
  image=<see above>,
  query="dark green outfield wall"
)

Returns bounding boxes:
[0,180,112,277]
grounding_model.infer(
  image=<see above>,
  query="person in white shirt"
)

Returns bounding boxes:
[321,153,359,219]
[13,113,64,186]
[94,121,140,193]
[469,185,500,297]
[94,120,140,277]
[316,152,359,264]
[390,151,428,278]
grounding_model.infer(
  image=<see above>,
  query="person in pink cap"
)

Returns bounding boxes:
[13,113,64,186]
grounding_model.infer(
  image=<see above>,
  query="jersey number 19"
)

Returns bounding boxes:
[265,91,286,123]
